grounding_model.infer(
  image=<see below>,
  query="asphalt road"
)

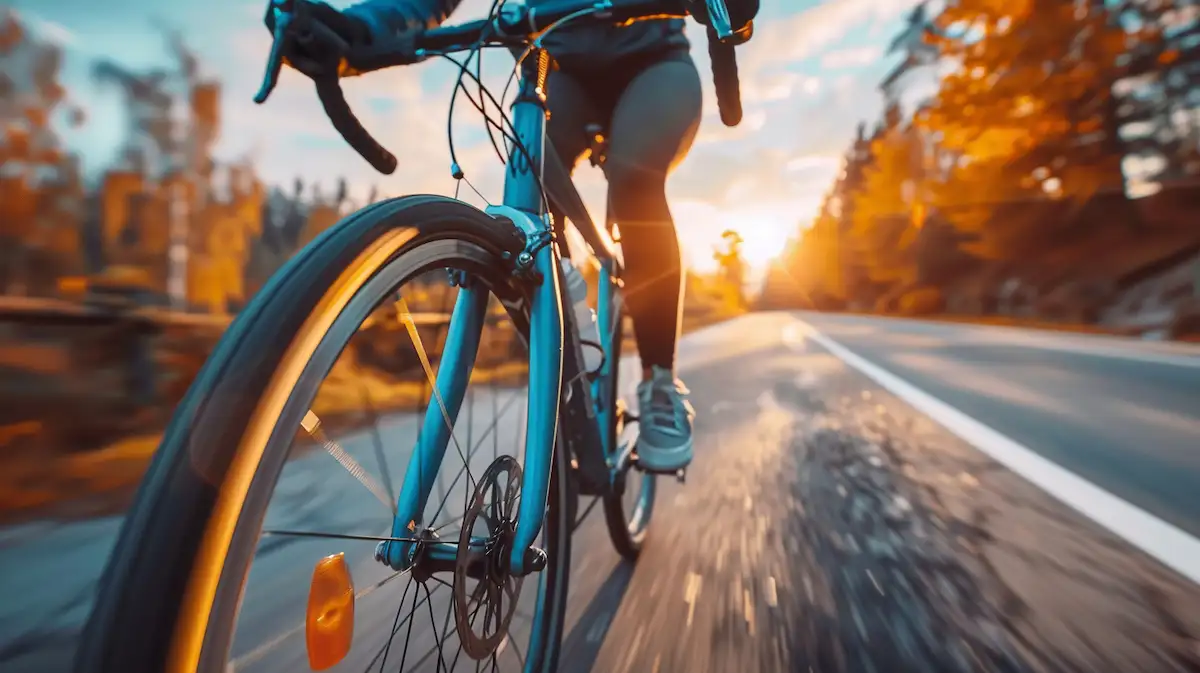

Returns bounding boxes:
[2,311,1199,672]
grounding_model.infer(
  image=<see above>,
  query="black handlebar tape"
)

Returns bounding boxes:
[314,77,398,174]
[708,35,742,128]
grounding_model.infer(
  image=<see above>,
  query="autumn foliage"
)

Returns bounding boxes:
[784,0,1200,327]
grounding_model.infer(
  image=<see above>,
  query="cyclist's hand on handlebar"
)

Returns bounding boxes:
[255,0,416,174]
[262,0,377,78]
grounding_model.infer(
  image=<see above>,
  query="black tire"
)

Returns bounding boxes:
[600,302,656,561]
[74,195,572,673]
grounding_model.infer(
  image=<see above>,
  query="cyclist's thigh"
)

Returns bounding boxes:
[607,52,703,181]
[546,69,602,169]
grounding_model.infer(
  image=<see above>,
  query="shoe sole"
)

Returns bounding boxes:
[635,435,694,473]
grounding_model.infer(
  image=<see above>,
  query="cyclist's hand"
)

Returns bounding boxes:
[688,0,758,43]
[262,0,375,78]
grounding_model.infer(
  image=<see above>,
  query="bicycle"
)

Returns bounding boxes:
[76,1,748,671]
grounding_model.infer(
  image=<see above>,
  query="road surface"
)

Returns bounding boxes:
[1,311,1198,672]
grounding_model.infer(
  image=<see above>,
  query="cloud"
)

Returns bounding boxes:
[820,45,885,69]
[13,10,77,46]
[742,0,921,72]
[670,0,906,222]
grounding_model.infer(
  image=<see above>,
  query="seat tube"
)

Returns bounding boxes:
[505,48,565,576]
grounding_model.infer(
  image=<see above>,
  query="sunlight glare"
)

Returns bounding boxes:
[672,200,798,280]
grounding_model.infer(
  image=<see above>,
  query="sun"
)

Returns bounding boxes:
[725,214,792,271]
[673,201,798,278]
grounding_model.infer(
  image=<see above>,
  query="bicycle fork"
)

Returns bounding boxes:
[374,235,563,577]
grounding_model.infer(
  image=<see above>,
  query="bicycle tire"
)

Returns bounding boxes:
[74,195,572,673]
[600,300,657,560]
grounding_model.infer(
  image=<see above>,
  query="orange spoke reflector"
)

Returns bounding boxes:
[306,552,355,670]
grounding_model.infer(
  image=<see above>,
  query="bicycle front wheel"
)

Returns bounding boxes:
[76,196,571,673]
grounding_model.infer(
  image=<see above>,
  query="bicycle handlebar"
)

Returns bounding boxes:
[254,0,748,175]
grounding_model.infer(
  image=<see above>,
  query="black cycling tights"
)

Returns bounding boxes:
[545,48,703,374]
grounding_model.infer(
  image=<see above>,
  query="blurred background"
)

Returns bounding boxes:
[1,0,1199,671]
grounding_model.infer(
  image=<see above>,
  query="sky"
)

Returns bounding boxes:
[12,0,922,275]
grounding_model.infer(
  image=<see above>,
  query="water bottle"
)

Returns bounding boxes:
[559,258,603,374]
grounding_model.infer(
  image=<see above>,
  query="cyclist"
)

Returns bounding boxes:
[267,0,757,473]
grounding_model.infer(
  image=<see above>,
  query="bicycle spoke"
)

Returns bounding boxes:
[513,395,526,472]
[259,529,432,544]
[466,383,476,464]
[364,577,447,673]
[420,582,451,673]
[448,583,491,672]
[573,496,600,532]
[428,574,455,592]
[373,575,414,673]
[491,381,500,464]
[506,631,526,670]
[428,392,523,527]
[358,568,411,598]
[396,294,477,495]
[359,378,398,511]
[437,582,459,668]
[503,577,518,605]
[301,410,394,511]
[395,575,423,673]
[431,495,504,536]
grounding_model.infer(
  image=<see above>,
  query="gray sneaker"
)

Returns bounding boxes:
[635,366,695,472]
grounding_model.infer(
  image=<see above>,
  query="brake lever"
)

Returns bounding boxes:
[703,0,734,41]
[254,0,295,104]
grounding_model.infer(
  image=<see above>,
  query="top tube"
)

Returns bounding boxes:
[418,0,690,54]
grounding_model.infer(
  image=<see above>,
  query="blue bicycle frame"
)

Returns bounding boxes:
[381,48,623,577]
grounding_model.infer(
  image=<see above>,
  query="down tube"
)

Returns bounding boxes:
[385,285,489,569]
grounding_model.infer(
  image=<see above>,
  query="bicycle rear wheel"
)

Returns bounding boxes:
[600,298,657,561]
[75,196,571,673]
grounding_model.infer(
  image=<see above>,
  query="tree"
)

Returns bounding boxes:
[925,1,1134,191]
[0,9,87,295]
[846,104,922,287]
[920,0,1149,262]
[787,187,849,309]
[712,229,746,309]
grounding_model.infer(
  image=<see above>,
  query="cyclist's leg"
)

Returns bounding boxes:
[604,49,703,471]
[543,69,602,253]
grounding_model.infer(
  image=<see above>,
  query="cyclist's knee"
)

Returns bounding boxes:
[605,162,667,204]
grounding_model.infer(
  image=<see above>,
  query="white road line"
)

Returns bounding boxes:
[803,312,1200,369]
[782,320,1200,586]
[993,336,1200,369]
